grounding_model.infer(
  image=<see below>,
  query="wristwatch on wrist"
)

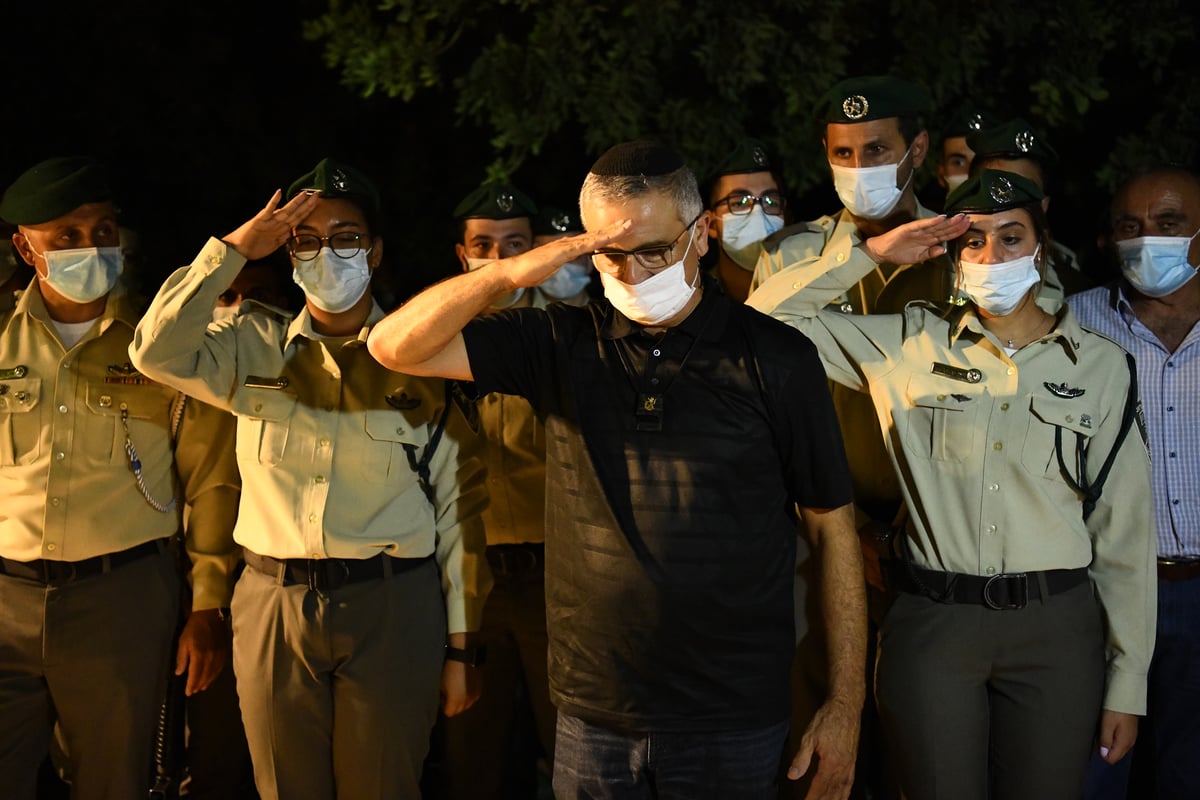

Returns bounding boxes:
[445,643,487,667]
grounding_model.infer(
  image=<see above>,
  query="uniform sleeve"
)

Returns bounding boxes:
[1084,357,1157,715]
[426,382,492,633]
[747,236,907,391]
[173,395,242,610]
[129,238,249,409]
[749,221,834,292]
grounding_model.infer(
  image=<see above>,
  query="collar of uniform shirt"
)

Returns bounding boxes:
[948,304,1083,361]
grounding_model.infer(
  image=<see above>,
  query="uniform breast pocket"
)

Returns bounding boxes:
[362,410,429,487]
[231,389,298,467]
[0,377,43,466]
[1020,396,1098,481]
[84,383,170,466]
[903,374,983,462]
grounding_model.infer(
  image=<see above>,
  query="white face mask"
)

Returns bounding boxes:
[466,257,526,308]
[600,222,699,326]
[30,244,123,303]
[957,246,1041,316]
[944,173,969,193]
[539,258,592,300]
[720,207,784,271]
[1116,232,1200,298]
[829,145,913,220]
[291,249,371,313]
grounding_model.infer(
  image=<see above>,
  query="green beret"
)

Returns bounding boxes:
[945,168,1044,215]
[0,157,113,225]
[817,76,932,124]
[286,158,381,219]
[940,103,993,140]
[710,137,776,179]
[453,182,537,221]
[965,118,1059,166]
[533,203,581,237]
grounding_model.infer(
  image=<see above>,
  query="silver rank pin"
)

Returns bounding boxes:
[332,169,348,191]
[1044,381,1085,398]
[496,192,514,213]
[753,146,768,166]
[551,213,571,232]
[1015,130,1035,153]
[842,95,869,120]
[990,176,1015,204]
[968,113,984,131]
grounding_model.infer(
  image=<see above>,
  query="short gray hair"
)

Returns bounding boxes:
[578,166,703,230]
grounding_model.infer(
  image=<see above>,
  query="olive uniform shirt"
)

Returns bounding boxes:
[749,254,1156,715]
[129,239,490,633]
[0,281,239,608]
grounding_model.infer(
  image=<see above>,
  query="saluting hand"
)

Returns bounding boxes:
[495,218,632,289]
[861,213,971,266]
[223,189,322,262]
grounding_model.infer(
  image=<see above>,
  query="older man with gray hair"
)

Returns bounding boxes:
[367,140,866,799]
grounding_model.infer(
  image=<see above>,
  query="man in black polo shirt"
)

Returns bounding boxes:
[367,141,865,799]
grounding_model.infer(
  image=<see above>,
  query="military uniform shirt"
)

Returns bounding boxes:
[129,239,490,632]
[0,282,238,607]
[749,256,1156,715]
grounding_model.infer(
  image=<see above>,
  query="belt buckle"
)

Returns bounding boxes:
[42,560,78,586]
[983,572,1028,610]
[306,560,351,593]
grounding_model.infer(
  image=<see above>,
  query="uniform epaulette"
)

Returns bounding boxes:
[760,218,831,253]
[238,299,294,325]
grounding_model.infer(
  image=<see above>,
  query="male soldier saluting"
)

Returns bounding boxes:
[0,157,238,799]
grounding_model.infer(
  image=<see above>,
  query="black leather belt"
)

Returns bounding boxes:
[486,543,544,576]
[1157,558,1200,582]
[244,550,432,592]
[888,564,1089,610]
[0,539,167,585]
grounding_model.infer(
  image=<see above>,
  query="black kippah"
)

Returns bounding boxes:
[589,141,684,177]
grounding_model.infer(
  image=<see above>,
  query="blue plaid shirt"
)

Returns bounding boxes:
[1071,283,1200,558]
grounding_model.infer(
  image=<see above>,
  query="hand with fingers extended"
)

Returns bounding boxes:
[223,189,323,262]
[491,218,631,290]
[788,696,861,800]
[861,213,972,266]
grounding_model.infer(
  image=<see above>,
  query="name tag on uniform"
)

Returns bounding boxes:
[0,364,28,380]
[244,375,289,389]
[931,362,983,384]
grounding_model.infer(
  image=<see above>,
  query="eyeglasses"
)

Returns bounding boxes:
[591,213,702,271]
[286,232,368,261]
[713,190,786,216]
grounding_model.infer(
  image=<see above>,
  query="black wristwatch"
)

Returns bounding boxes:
[445,643,487,667]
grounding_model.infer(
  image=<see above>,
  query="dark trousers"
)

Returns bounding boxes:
[0,550,178,800]
[185,644,257,800]
[1086,576,1200,800]
[877,582,1105,800]
[439,545,555,800]
[552,712,788,800]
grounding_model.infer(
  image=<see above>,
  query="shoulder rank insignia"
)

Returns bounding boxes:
[105,362,152,385]
[1044,381,1085,398]
[0,364,28,380]
[386,391,422,411]
[931,362,983,384]
[244,375,289,390]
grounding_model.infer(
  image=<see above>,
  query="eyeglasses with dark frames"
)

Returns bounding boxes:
[286,232,369,261]
[713,190,786,216]
[591,213,702,272]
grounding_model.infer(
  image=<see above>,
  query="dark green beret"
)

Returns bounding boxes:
[965,118,1059,166]
[0,156,113,225]
[453,182,537,221]
[286,158,381,218]
[533,203,581,237]
[817,76,932,124]
[710,137,775,179]
[940,103,993,140]
[945,168,1044,215]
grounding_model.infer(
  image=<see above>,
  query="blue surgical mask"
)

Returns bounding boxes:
[1117,232,1200,298]
[720,206,784,270]
[539,258,592,300]
[957,246,1041,316]
[292,249,372,313]
[30,244,123,303]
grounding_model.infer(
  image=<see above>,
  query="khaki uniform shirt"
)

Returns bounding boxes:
[478,393,545,546]
[129,239,490,632]
[749,254,1156,715]
[0,281,239,608]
